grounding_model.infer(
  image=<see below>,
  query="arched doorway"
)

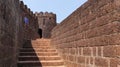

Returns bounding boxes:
[38,28,42,38]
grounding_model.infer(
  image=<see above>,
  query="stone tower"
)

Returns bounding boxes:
[35,12,57,38]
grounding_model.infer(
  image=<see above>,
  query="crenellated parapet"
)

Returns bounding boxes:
[35,12,56,19]
[19,1,39,40]
[19,1,35,17]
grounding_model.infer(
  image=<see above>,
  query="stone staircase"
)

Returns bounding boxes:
[17,39,65,67]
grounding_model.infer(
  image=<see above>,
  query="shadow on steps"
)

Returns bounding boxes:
[17,40,42,67]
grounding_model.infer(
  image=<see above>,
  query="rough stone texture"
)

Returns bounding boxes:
[0,0,39,67]
[51,0,120,67]
[0,0,22,67]
[35,12,57,38]
[0,0,120,66]
[20,1,39,40]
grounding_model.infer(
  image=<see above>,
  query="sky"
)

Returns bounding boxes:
[22,0,87,23]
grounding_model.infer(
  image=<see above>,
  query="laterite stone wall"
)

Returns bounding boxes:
[0,0,39,67]
[0,0,22,66]
[51,0,120,67]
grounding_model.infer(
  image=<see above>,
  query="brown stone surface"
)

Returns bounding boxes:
[0,0,22,66]
[103,45,117,57]
[83,47,91,56]
[0,0,120,66]
[20,1,39,40]
[77,56,85,64]
[110,58,120,67]
[35,12,57,38]
[18,39,65,67]
[51,0,120,66]
[95,57,108,67]
[0,0,38,67]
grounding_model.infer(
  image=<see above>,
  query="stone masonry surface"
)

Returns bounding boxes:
[0,0,120,67]
[0,0,38,67]
[20,1,39,40]
[0,0,22,66]
[35,12,57,38]
[51,0,120,67]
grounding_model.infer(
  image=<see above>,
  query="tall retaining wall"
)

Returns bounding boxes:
[51,0,120,67]
[0,0,22,66]
[0,0,39,67]
[20,1,39,40]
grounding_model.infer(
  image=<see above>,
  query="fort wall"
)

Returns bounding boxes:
[35,12,56,38]
[0,0,22,66]
[20,1,39,40]
[51,0,120,67]
[0,0,39,66]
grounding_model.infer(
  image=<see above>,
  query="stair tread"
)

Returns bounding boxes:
[26,47,51,48]
[20,50,56,53]
[24,66,66,67]
[23,46,51,48]
[18,56,61,61]
[20,66,66,67]
[18,60,63,63]
[19,56,61,57]
[21,48,53,49]
[31,45,50,46]
[20,48,56,50]
[20,52,57,53]
[18,61,64,66]
[18,39,65,67]
[43,66,66,67]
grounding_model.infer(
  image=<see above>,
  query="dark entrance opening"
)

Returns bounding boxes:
[38,28,42,38]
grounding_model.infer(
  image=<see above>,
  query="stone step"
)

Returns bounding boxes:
[20,48,56,52]
[32,42,50,44]
[23,46,51,49]
[32,40,50,42]
[43,66,66,67]
[19,52,58,56]
[18,39,65,67]
[34,38,51,41]
[20,48,55,50]
[20,48,54,50]
[18,66,66,67]
[18,60,64,66]
[25,43,50,46]
[19,56,61,61]
[31,44,50,46]
[32,44,50,46]
[32,41,51,43]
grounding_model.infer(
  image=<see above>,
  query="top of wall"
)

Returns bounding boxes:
[35,12,56,18]
[59,0,100,25]
[19,1,36,18]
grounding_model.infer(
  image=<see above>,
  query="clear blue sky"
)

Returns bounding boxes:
[22,0,87,23]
